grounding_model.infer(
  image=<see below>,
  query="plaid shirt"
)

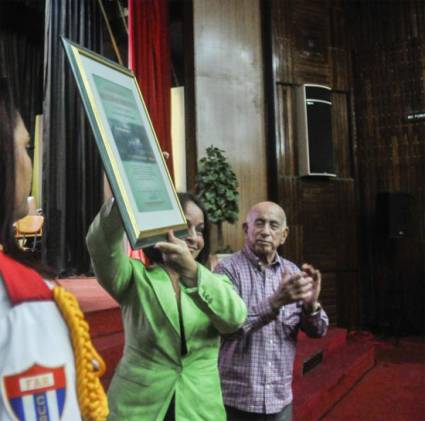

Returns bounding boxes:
[215,246,329,414]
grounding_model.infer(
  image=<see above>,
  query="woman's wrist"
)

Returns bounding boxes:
[180,261,198,288]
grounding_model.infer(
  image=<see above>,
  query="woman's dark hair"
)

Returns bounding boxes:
[0,77,20,256]
[0,78,50,274]
[144,192,211,265]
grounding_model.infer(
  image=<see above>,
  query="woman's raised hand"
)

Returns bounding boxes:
[154,231,198,287]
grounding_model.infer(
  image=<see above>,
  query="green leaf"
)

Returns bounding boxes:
[196,145,239,226]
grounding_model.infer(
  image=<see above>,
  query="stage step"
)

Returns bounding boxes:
[93,332,124,386]
[293,335,375,420]
[55,278,124,388]
[294,328,347,381]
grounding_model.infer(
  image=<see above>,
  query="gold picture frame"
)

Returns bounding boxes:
[62,38,187,249]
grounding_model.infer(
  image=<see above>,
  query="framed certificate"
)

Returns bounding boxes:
[61,38,188,249]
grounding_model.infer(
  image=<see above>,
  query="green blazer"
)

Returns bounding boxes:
[86,206,247,421]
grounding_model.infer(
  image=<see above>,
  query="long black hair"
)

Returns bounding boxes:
[0,77,20,256]
[0,78,50,274]
[144,192,211,265]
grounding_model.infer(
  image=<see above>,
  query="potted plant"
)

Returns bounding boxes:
[196,146,239,253]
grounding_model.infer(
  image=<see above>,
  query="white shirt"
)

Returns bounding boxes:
[0,278,82,421]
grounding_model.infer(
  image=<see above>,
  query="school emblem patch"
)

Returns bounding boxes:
[2,364,66,421]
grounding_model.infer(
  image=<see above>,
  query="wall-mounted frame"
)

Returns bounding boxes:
[61,37,187,249]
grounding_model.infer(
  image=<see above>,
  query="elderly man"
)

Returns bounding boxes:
[215,201,329,421]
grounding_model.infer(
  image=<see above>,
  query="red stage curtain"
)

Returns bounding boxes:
[128,0,174,178]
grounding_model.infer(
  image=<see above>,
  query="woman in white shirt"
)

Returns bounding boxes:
[0,77,107,421]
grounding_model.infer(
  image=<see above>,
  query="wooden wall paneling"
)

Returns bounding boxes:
[193,0,267,251]
[285,223,304,269]
[351,0,425,47]
[275,84,297,177]
[320,272,336,326]
[331,92,351,178]
[265,0,356,328]
[270,0,294,84]
[278,176,303,265]
[291,0,332,85]
[330,1,350,91]
[270,0,351,88]
[301,180,337,272]
[335,179,358,271]
[279,177,302,228]
[331,47,349,93]
[266,0,296,199]
[336,272,360,329]
[350,0,425,333]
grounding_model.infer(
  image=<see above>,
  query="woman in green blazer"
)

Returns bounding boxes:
[86,193,247,421]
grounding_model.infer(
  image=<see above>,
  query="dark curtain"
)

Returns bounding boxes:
[43,0,104,275]
[128,0,174,177]
[0,1,44,143]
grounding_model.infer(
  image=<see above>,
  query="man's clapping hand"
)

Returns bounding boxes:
[270,263,321,312]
